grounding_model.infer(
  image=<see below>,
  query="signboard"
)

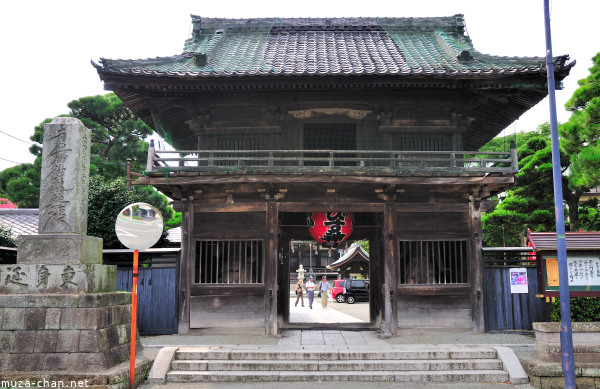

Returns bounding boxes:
[510,268,528,294]
[544,255,600,294]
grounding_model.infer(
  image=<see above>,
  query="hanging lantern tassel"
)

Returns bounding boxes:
[328,248,332,257]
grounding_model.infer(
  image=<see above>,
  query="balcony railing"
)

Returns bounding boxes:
[146,145,518,176]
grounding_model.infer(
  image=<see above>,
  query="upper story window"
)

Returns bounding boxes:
[304,123,357,151]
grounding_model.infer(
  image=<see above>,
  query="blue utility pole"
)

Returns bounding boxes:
[543,1,576,387]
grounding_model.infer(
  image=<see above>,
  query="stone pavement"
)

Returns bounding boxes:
[288,297,365,323]
[140,329,536,388]
[140,382,533,389]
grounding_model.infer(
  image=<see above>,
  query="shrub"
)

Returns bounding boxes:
[550,297,600,322]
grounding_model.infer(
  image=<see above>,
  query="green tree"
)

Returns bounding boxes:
[481,127,559,246]
[26,94,153,179]
[67,94,153,178]
[482,52,600,242]
[1,93,163,209]
[559,52,600,231]
[88,176,172,249]
[0,162,41,208]
[165,212,182,229]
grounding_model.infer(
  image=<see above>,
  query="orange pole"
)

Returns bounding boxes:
[129,249,139,388]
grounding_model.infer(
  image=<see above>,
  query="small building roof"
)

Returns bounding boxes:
[0,209,182,244]
[528,231,600,251]
[166,226,182,244]
[0,209,38,237]
[329,243,369,270]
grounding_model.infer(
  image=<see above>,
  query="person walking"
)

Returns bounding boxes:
[318,276,330,309]
[305,275,315,309]
[294,278,304,307]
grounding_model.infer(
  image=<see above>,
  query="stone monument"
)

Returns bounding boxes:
[0,118,143,379]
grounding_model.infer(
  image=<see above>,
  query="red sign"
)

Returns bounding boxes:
[308,212,354,245]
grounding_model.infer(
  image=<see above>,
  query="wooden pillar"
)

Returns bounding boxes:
[369,231,382,326]
[469,199,485,333]
[382,200,398,336]
[178,195,194,334]
[265,199,279,335]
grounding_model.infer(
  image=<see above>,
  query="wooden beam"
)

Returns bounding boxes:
[382,200,398,337]
[469,200,485,334]
[265,200,278,335]
[397,285,471,296]
[138,174,515,187]
[178,195,194,334]
[395,203,469,213]
[191,284,265,296]
[194,203,267,213]
[191,201,468,213]
[278,202,384,212]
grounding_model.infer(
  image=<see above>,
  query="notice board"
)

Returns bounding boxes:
[543,255,600,296]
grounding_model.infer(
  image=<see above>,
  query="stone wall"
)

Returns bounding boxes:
[0,292,136,372]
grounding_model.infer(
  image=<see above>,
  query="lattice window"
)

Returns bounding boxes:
[194,240,263,284]
[217,137,261,151]
[392,136,445,151]
[216,137,261,166]
[303,123,357,166]
[398,240,468,285]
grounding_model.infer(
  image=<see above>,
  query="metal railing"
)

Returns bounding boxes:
[146,145,518,175]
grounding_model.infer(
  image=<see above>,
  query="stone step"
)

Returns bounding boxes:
[174,347,498,361]
[171,358,503,372]
[167,369,509,383]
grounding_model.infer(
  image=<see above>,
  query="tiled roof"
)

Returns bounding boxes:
[0,209,182,244]
[528,231,600,251]
[0,209,39,238]
[166,226,181,243]
[95,15,570,80]
[329,243,369,270]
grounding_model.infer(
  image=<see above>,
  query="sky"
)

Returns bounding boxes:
[0,0,597,173]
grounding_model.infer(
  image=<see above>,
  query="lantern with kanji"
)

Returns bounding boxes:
[307,212,354,247]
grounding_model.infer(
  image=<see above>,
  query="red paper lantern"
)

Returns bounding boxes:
[308,212,354,246]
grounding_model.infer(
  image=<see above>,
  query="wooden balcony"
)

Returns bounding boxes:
[145,145,518,177]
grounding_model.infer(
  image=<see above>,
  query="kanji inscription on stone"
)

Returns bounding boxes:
[38,117,91,234]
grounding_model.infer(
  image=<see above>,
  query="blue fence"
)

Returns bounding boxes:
[108,249,179,335]
[483,248,545,332]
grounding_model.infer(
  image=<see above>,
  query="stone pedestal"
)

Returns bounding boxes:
[0,263,115,294]
[17,234,102,264]
[533,322,600,363]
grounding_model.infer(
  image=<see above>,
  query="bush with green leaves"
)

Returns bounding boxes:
[0,224,17,263]
[550,297,600,322]
[0,224,16,248]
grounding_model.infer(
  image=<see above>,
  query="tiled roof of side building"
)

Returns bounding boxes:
[0,209,39,238]
[95,15,573,79]
[0,209,182,244]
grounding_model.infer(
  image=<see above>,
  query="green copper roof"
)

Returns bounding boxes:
[96,15,571,79]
